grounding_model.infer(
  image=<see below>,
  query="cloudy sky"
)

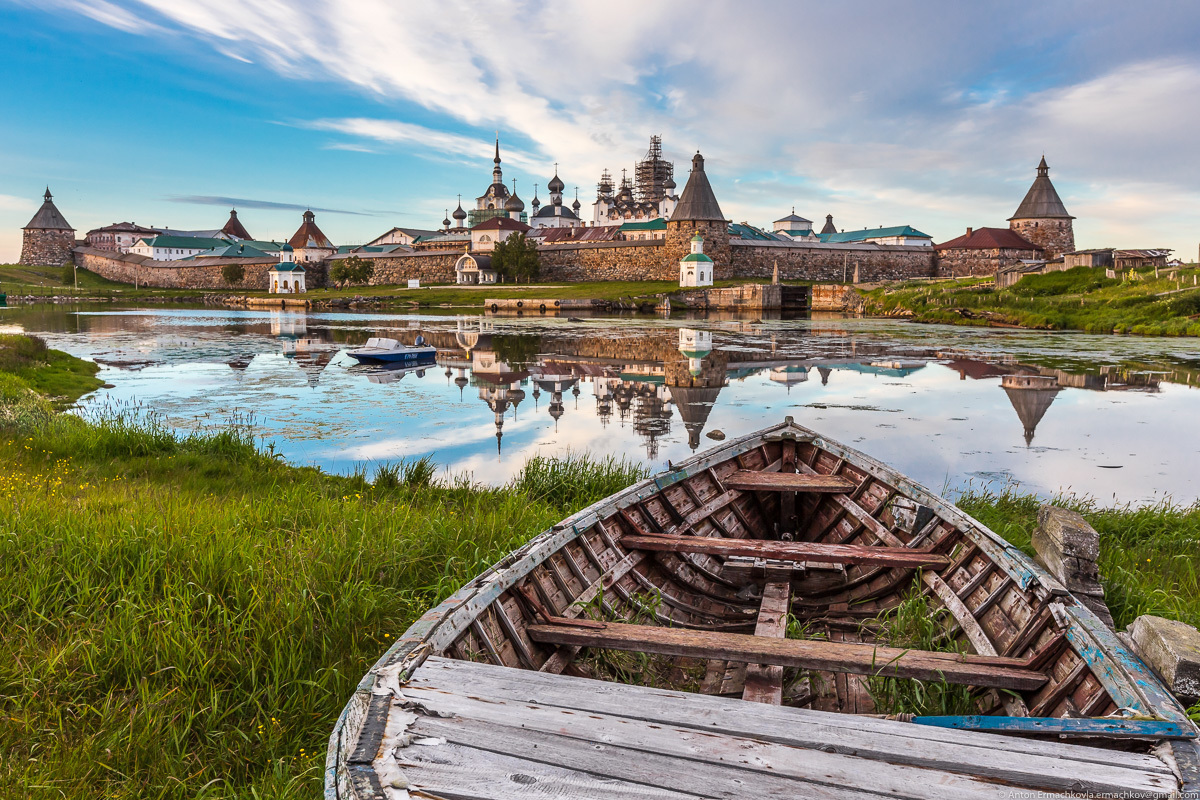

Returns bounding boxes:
[2,1,1198,261]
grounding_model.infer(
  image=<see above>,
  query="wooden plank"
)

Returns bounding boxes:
[402,685,1173,799]
[525,619,1049,691]
[725,470,856,493]
[780,440,797,535]
[743,581,791,705]
[622,533,950,569]
[410,657,1175,779]
[922,572,997,656]
[395,740,708,800]
[410,714,886,800]
[911,715,1196,739]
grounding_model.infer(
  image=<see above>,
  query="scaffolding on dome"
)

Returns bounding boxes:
[634,135,674,203]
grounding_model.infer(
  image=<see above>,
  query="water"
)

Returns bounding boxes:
[5,303,1200,503]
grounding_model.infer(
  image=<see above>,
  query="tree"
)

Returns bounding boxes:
[329,255,374,287]
[221,263,246,286]
[491,233,540,283]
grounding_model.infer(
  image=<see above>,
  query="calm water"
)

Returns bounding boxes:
[4,303,1200,503]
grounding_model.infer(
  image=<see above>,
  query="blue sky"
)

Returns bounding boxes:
[2,1,1199,262]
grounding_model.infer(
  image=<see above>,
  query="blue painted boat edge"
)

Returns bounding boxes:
[912,715,1197,739]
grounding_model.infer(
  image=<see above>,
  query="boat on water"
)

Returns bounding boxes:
[327,418,1198,799]
[345,337,435,365]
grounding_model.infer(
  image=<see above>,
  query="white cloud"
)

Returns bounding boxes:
[302,118,542,171]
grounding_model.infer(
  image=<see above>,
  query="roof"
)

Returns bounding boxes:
[729,222,783,241]
[619,218,668,232]
[820,214,838,235]
[472,216,531,232]
[532,226,623,244]
[153,227,227,238]
[935,227,1042,251]
[238,239,285,252]
[270,263,306,272]
[671,153,725,222]
[681,252,713,263]
[819,225,932,244]
[288,210,334,250]
[87,221,156,235]
[24,188,73,231]
[774,212,812,224]
[532,203,579,220]
[1114,249,1172,258]
[194,243,271,259]
[137,235,228,250]
[221,209,252,240]
[458,254,494,271]
[1009,157,1073,220]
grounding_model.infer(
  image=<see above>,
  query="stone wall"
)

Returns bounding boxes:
[730,241,937,282]
[1010,218,1074,259]
[538,241,668,281]
[677,284,781,310]
[327,250,460,285]
[74,248,279,290]
[20,229,76,266]
[666,219,730,273]
[936,246,1040,277]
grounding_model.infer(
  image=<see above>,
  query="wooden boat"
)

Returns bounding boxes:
[346,337,436,365]
[327,418,1198,799]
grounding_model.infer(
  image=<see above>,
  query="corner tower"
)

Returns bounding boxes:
[1008,157,1074,258]
[665,152,728,277]
[20,187,75,266]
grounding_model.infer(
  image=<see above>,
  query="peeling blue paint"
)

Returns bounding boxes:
[912,715,1197,738]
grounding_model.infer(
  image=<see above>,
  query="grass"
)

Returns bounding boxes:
[863,265,1200,335]
[0,263,216,301]
[0,338,648,799]
[0,334,103,406]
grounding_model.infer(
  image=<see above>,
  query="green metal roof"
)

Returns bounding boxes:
[271,263,306,272]
[728,222,781,241]
[681,252,713,263]
[619,218,667,232]
[818,225,932,244]
[187,243,271,259]
[138,235,229,250]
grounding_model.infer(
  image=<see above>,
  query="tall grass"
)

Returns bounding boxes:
[0,374,645,799]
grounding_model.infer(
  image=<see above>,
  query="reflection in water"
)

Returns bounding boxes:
[5,303,1200,502]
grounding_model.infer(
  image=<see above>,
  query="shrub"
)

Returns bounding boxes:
[329,255,374,287]
[221,263,246,286]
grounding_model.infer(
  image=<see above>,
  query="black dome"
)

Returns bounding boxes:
[547,172,565,193]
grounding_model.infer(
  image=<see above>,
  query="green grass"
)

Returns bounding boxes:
[0,334,103,406]
[863,265,1200,335]
[0,263,217,301]
[0,344,648,799]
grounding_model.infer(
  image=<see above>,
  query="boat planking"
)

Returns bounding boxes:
[327,418,1198,799]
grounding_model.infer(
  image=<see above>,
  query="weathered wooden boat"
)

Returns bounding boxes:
[327,418,1199,799]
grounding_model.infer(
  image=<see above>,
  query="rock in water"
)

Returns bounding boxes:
[706,430,726,441]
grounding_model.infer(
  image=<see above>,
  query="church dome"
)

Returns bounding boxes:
[571,197,581,212]
[452,203,467,221]
[505,193,524,213]
[442,212,452,228]
[547,171,565,193]
[664,176,676,191]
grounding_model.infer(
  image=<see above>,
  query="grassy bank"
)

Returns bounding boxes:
[2,336,1197,797]
[0,333,103,406]
[864,265,1200,335]
[0,264,214,301]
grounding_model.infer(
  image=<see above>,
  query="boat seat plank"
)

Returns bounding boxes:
[725,470,856,493]
[525,619,1048,691]
[399,661,1175,797]
[742,581,791,705]
[622,533,950,569]
[405,658,1176,791]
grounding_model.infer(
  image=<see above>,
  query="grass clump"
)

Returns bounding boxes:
[863,582,979,717]
[0,333,103,405]
[863,266,1200,336]
[0,346,648,799]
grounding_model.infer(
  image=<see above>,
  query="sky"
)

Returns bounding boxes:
[2,0,1199,262]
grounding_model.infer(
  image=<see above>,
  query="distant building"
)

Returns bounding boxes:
[455,253,499,285]
[131,234,227,260]
[935,227,1042,277]
[619,218,667,240]
[84,222,158,253]
[529,169,580,229]
[221,208,252,240]
[469,137,521,227]
[679,233,714,287]
[1114,249,1172,270]
[592,136,679,225]
[364,227,444,248]
[287,210,335,263]
[773,210,816,241]
[20,188,75,266]
[819,214,838,235]
[269,244,306,293]
[666,152,729,272]
[819,225,933,246]
[1009,157,1075,258]
[1063,249,1114,269]
[470,216,530,252]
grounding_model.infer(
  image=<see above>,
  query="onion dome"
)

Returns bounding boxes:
[664,175,676,192]
[505,193,524,213]
[571,190,581,213]
[547,171,565,194]
[452,203,467,222]
[282,242,294,252]
[442,209,452,228]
